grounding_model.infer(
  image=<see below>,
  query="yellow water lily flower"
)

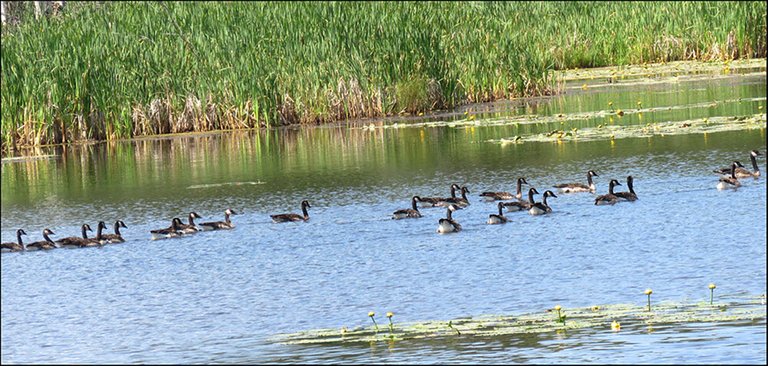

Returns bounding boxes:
[611,320,621,331]
[368,311,375,318]
[387,312,394,318]
[554,305,562,311]
[708,283,716,290]
[644,288,653,295]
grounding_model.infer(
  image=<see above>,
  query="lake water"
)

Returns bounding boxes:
[1,63,766,364]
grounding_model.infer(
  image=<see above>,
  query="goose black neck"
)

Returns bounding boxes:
[587,172,594,185]
[608,181,616,195]
[516,179,524,195]
[225,212,232,224]
[450,185,457,198]
[188,214,196,226]
[528,189,536,204]
[16,230,24,245]
[43,232,53,243]
[628,179,635,194]
[81,225,89,239]
[301,205,309,219]
[446,207,453,221]
[731,163,738,179]
[114,222,122,235]
[96,224,104,240]
[411,198,419,211]
[497,203,504,216]
[751,154,759,172]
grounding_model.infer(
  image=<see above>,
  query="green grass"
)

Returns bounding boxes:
[1,1,765,152]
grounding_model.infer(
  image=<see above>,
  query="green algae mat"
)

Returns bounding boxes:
[272,294,766,345]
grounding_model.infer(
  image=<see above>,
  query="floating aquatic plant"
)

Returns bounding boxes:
[369,312,379,332]
[387,312,395,336]
[709,283,717,305]
[554,305,567,326]
[273,294,765,346]
[611,320,621,331]
[645,288,653,312]
[447,320,461,335]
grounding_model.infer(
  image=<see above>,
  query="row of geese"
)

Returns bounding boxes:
[1,150,762,251]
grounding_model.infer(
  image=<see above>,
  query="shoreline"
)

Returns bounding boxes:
[2,58,765,160]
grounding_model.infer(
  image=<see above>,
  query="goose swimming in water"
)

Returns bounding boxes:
[717,161,743,190]
[419,184,460,207]
[487,202,509,224]
[56,224,97,248]
[553,170,598,193]
[178,212,203,233]
[713,150,762,178]
[26,229,57,251]
[614,176,638,201]
[1,229,27,253]
[101,220,128,243]
[392,196,423,219]
[271,201,310,223]
[502,187,538,212]
[150,218,185,240]
[437,186,471,207]
[480,177,528,201]
[437,204,462,233]
[199,208,239,229]
[594,179,622,205]
[529,190,558,215]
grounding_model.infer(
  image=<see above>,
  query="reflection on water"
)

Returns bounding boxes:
[1,70,766,364]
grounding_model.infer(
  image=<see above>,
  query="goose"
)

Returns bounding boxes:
[270,200,314,223]
[150,218,185,240]
[487,202,509,224]
[614,175,638,201]
[553,170,599,193]
[199,208,239,229]
[419,184,460,207]
[90,221,110,245]
[594,179,622,205]
[717,161,743,190]
[437,186,471,207]
[713,150,762,178]
[1,229,27,253]
[392,196,423,219]
[177,212,203,233]
[101,220,128,243]
[529,190,558,215]
[437,204,462,233]
[26,229,57,251]
[502,187,537,212]
[56,224,96,248]
[480,177,528,201]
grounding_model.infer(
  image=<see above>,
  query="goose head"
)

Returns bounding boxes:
[225,208,239,216]
[171,218,183,230]
[543,190,558,199]
[189,212,203,219]
[42,228,56,241]
[117,220,128,229]
[751,150,762,157]
[608,179,622,193]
